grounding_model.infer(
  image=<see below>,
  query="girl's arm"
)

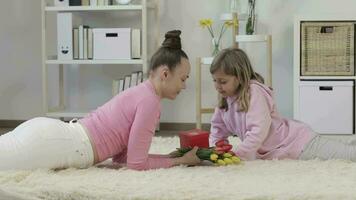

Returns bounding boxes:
[236,85,272,160]
[210,107,231,146]
[125,99,200,170]
[125,98,171,170]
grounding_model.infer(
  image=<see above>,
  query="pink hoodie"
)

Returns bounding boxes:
[210,80,316,160]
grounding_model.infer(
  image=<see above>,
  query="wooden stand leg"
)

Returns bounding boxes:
[196,58,202,129]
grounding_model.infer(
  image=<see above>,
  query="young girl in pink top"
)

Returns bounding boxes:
[209,48,356,161]
[0,30,201,170]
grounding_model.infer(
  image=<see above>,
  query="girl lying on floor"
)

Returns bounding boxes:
[209,47,356,162]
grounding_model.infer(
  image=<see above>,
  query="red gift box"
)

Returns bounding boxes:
[179,129,209,148]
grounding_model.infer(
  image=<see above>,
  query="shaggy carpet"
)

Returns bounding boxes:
[1,136,356,200]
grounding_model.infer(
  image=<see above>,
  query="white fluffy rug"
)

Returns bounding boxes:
[1,136,356,200]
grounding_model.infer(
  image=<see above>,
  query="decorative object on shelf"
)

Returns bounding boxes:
[199,18,238,56]
[246,0,256,35]
[115,0,132,5]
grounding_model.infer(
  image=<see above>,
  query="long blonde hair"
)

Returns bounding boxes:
[210,48,264,112]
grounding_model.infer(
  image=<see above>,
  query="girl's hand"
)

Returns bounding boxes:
[172,146,201,166]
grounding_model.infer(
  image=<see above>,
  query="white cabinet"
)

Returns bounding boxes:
[299,81,354,134]
[41,0,157,118]
[293,15,356,135]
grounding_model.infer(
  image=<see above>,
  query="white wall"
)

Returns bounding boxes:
[0,1,42,120]
[0,0,355,122]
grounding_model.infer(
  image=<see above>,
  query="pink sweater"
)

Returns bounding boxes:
[80,80,173,170]
[210,80,316,161]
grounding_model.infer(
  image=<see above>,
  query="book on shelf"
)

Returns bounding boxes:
[83,27,88,59]
[78,25,84,59]
[131,29,141,59]
[73,25,91,60]
[124,75,131,90]
[137,71,143,85]
[90,0,98,6]
[69,0,81,6]
[97,0,113,5]
[66,0,108,6]
[112,71,144,96]
[82,0,90,6]
[112,79,124,96]
[130,72,138,87]
[118,79,124,93]
[73,28,79,59]
[88,28,93,59]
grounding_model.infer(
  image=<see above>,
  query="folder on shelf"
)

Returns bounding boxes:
[57,12,73,60]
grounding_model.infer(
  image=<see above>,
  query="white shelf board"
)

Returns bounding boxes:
[300,76,356,80]
[46,59,143,65]
[45,5,142,12]
[46,111,88,118]
[236,34,270,42]
[295,14,356,22]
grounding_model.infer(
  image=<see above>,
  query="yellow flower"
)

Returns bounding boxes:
[199,18,213,28]
[210,153,219,161]
[223,158,233,165]
[217,159,226,166]
[231,156,241,164]
[223,153,233,158]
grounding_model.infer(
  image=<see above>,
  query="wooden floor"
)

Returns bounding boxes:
[0,128,12,135]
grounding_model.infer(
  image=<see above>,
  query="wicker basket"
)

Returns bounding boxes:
[301,22,354,76]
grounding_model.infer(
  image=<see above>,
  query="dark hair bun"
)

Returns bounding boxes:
[161,30,182,49]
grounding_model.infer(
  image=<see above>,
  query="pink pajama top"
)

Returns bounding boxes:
[80,80,173,170]
[210,80,316,161]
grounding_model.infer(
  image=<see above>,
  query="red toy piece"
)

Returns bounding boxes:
[179,129,210,148]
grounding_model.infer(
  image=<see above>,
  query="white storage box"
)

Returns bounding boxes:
[299,81,354,134]
[93,28,131,59]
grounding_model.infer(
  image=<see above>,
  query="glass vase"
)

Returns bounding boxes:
[211,37,221,57]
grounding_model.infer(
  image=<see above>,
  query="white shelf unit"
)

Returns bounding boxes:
[195,34,272,129]
[293,15,356,135]
[41,0,157,118]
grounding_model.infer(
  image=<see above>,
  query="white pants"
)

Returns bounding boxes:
[0,117,94,170]
[299,135,356,161]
